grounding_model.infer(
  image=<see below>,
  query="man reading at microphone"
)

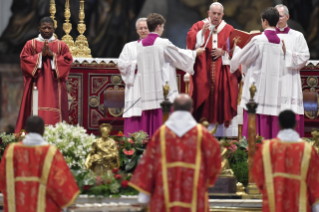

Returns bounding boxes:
[15,17,73,133]
[186,2,241,137]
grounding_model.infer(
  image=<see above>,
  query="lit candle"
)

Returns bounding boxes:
[33,86,38,116]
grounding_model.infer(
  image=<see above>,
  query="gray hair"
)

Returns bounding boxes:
[135,18,147,28]
[275,4,289,15]
[209,2,224,13]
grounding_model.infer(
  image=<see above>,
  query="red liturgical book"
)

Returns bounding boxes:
[229,29,261,49]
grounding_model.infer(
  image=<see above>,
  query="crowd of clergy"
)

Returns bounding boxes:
[0,1,317,212]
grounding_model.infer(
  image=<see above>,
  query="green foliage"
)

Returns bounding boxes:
[0,132,20,161]
[229,148,249,186]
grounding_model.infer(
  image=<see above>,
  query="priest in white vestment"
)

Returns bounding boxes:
[230,7,286,139]
[275,4,310,137]
[118,18,149,136]
[136,13,204,137]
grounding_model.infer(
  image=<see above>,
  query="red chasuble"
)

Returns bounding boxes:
[0,143,80,212]
[129,124,221,212]
[252,140,319,212]
[186,20,240,124]
[15,39,73,133]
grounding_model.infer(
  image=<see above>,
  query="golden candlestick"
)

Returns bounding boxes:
[62,0,76,55]
[75,0,92,58]
[50,0,58,38]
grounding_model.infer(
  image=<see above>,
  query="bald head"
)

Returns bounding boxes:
[173,94,193,112]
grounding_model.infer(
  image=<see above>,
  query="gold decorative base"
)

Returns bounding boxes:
[242,183,262,199]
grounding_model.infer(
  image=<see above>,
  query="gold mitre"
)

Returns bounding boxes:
[99,123,112,132]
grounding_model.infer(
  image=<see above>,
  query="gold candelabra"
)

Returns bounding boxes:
[62,0,76,55]
[50,0,58,38]
[74,0,92,58]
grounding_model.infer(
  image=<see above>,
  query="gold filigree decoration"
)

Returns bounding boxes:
[74,0,92,58]
[62,0,76,55]
[50,0,58,39]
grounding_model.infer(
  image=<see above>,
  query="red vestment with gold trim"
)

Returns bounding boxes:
[186,20,240,124]
[129,125,221,212]
[0,143,80,212]
[252,139,319,212]
[15,39,73,133]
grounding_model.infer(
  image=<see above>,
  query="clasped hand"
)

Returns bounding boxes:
[42,40,53,57]
[211,48,224,60]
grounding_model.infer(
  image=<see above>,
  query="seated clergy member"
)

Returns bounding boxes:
[136,13,204,137]
[230,7,285,139]
[0,116,80,212]
[252,110,319,212]
[129,94,221,211]
[118,18,149,136]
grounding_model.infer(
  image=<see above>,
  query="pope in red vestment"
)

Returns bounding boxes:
[129,94,221,212]
[15,18,72,133]
[0,143,80,212]
[186,3,239,126]
[252,139,319,212]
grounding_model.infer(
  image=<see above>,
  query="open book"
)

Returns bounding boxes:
[229,29,261,49]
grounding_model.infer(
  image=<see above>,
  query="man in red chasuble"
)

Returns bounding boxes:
[15,17,73,133]
[0,116,80,212]
[129,94,221,212]
[252,110,319,212]
[186,2,240,132]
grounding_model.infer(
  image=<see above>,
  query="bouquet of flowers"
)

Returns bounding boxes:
[44,122,96,170]
[111,131,149,173]
[0,131,25,161]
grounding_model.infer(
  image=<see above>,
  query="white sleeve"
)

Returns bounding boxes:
[118,44,137,86]
[164,42,197,75]
[195,30,205,49]
[312,203,319,212]
[285,33,310,70]
[221,51,230,65]
[230,39,259,73]
[50,58,55,70]
[38,53,42,68]
[138,192,150,204]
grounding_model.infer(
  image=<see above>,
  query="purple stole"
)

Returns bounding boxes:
[275,26,291,34]
[141,33,159,46]
[264,30,281,44]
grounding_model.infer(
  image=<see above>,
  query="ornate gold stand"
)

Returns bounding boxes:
[62,0,76,55]
[50,0,58,38]
[243,83,261,199]
[74,0,92,58]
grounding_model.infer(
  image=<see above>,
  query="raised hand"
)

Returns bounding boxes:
[196,48,205,56]
[229,37,239,55]
[42,40,47,57]
[202,22,210,36]
[46,41,53,57]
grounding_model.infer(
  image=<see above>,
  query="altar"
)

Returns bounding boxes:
[68,58,319,136]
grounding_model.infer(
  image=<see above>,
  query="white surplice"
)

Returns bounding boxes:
[277,28,310,115]
[118,41,142,118]
[137,37,196,110]
[230,29,285,116]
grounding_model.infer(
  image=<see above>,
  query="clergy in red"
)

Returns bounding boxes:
[129,94,221,212]
[0,116,80,212]
[252,110,319,212]
[15,17,72,133]
[186,2,239,127]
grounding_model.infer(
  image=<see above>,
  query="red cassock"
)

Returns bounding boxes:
[186,19,240,124]
[129,124,221,212]
[0,142,80,212]
[252,139,319,212]
[15,39,73,133]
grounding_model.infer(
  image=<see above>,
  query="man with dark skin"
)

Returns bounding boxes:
[15,17,73,133]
